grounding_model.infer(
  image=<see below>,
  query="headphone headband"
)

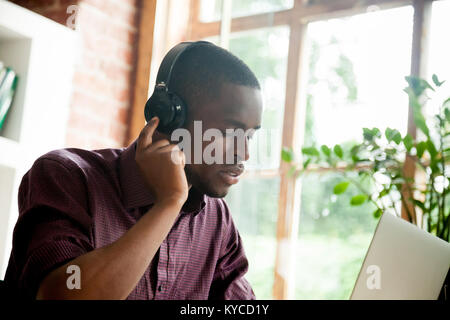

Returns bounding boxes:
[155,41,210,91]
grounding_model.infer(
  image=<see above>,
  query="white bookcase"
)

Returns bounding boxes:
[0,0,77,278]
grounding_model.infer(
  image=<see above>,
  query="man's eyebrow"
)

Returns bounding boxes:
[224,119,261,130]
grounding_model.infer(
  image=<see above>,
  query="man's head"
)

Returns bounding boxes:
[159,42,263,198]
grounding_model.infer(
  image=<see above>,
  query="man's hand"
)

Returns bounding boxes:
[135,117,189,206]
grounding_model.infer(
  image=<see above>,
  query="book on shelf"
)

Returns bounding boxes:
[0,61,19,132]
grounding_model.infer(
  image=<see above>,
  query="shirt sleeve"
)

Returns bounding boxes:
[208,201,256,300]
[4,156,94,299]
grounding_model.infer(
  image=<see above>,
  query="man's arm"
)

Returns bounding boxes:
[36,117,189,300]
[36,199,182,300]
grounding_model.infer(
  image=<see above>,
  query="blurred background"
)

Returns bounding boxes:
[0,0,449,299]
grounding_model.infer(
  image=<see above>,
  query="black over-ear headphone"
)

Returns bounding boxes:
[144,41,210,135]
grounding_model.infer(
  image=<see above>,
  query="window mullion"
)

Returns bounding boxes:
[401,0,432,223]
[219,0,232,49]
[273,18,308,300]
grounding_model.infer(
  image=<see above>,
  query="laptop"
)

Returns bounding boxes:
[350,212,450,300]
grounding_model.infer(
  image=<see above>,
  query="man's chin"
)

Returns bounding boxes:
[203,183,231,198]
[205,189,229,198]
[186,168,232,198]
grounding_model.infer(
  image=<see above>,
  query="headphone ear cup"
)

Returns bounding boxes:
[144,91,175,134]
[144,96,154,123]
[168,93,187,131]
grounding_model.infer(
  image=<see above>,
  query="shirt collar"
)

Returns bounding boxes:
[119,140,206,215]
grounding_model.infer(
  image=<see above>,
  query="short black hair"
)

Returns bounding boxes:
[169,41,261,108]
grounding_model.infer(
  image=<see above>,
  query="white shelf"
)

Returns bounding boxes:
[0,136,20,168]
[0,0,77,278]
[0,37,31,142]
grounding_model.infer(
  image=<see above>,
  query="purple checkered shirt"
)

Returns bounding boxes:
[4,141,255,300]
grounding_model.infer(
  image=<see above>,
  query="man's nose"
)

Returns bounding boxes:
[243,138,250,162]
[235,137,250,162]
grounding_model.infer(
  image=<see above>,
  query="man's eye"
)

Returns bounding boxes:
[247,130,257,141]
[221,129,256,139]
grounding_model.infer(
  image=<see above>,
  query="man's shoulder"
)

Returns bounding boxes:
[34,146,125,174]
[18,146,127,215]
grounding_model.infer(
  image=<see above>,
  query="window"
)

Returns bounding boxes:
[428,0,450,83]
[296,6,413,299]
[426,0,450,119]
[229,27,289,170]
[222,26,289,299]
[146,0,441,300]
[225,177,280,299]
[303,7,413,147]
[296,172,378,299]
[199,0,294,22]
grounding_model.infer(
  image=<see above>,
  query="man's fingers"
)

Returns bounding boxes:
[158,143,181,153]
[137,117,159,150]
[167,147,186,166]
[148,139,171,151]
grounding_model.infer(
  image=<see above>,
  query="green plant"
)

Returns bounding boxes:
[282,75,450,242]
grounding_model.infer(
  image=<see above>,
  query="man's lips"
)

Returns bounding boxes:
[218,165,244,185]
[222,165,244,176]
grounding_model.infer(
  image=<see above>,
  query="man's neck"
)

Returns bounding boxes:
[181,185,204,213]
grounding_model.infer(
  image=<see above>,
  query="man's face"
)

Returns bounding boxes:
[184,83,263,198]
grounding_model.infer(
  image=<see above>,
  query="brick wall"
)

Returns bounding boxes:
[10,0,140,149]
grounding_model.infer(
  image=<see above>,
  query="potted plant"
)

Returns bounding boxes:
[282,74,449,298]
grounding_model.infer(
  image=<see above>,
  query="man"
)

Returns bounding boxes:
[3,42,263,299]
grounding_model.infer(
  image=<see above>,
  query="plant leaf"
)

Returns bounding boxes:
[426,139,438,159]
[363,128,380,141]
[302,146,320,157]
[385,128,393,141]
[385,128,402,144]
[350,145,360,155]
[416,141,427,159]
[333,181,350,195]
[392,130,402,145]
[430,201,438,211]
[432,74,445,87]
[413,111,430,137]
[302,159,311,172]
[373,208,382,218]
[405,76,434,96]
[350,194,368,206]
[333,145,344,159]
[321,145,331,157]
[413,199,426,212]
[379,188,390,197]
[444,106,450,122]
[403,134,414,152]
[281,147,294,163]
[363,128,373,141]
